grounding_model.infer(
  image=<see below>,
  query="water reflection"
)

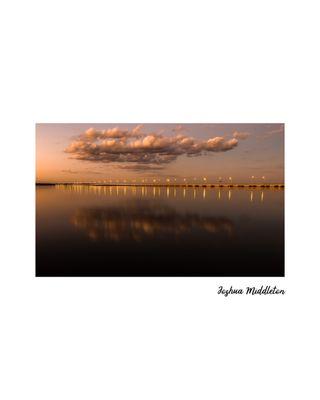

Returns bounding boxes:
[37,185,284,276]
[71,201,234,242]
[54,184,280,204]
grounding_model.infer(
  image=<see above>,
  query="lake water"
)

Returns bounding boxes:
[36,185,284,276]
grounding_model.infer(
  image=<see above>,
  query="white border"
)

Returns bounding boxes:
[1,1,319,399]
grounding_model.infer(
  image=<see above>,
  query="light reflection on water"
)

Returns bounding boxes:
[52,184,280,203]
[36,185,284,276]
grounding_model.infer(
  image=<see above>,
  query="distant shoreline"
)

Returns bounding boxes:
[36,183,284,188]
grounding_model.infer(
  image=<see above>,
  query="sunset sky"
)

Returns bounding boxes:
[36,123,284,183]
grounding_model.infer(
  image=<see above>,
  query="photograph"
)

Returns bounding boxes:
[36,123,284,277]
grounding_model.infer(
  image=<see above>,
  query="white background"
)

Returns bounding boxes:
[1,1,319,399]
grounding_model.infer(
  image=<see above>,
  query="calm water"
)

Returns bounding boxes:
[36,185,284,276]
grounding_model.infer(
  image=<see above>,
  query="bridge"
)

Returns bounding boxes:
[37,182,285,188]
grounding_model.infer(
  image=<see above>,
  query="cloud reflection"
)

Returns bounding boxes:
[71,201,234,242]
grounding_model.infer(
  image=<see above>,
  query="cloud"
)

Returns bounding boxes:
[61,169,79,174]
[61,168,102,175]
[116,164,165,171]
[233,131,250,140]
[84,170,103,175]
[65,125,243,170]
[268,127,284,135]
[262,125,284,139]
[132,124,144,135]
[172,125,188,134]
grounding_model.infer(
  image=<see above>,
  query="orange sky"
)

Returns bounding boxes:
[36,123,284,183]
